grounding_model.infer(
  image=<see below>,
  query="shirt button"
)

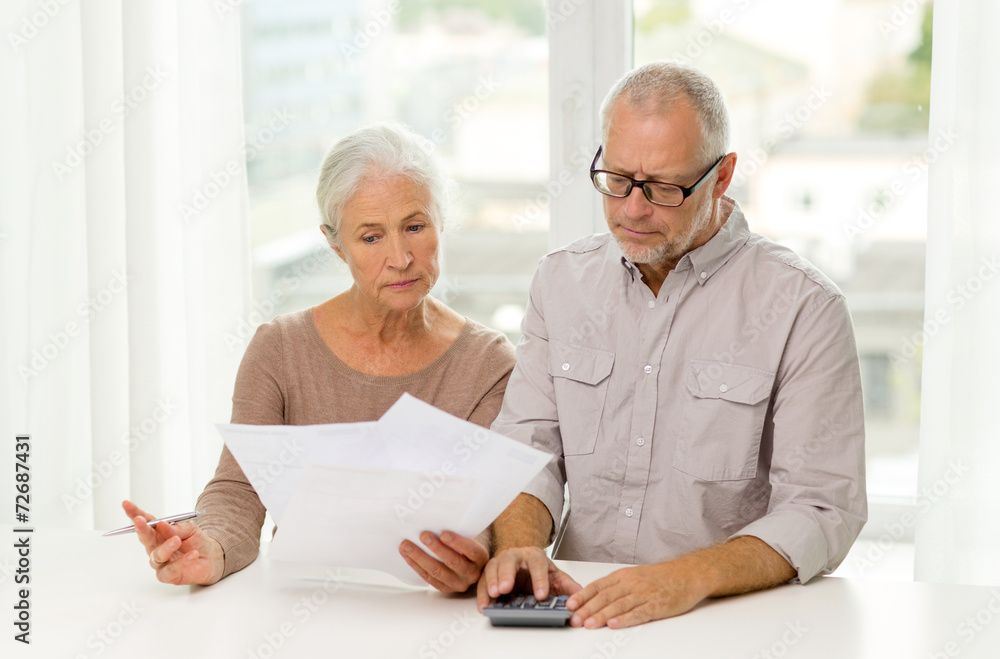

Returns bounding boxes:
[636,437,645,447]
[647,300,655,309]
[719,383,728,393]
[625,508,634,518]
[699,271,707,279]
[643,365,652,374]
[561,362,570,371]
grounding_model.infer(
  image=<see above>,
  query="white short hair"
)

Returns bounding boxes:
[599,60,730,168]
[316,122,450,245]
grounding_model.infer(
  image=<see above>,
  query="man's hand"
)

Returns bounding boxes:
[476,546,582,611]
[566,562,710,629]
[566,536,796,629]
[399,531,488,594]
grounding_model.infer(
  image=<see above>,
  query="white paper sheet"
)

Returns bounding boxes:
[216,394,552,585]
[268,464,483,585]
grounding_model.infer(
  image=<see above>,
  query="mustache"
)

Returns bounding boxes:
[610,215,660,233]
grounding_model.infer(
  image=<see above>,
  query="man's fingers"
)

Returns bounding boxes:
[569,589,610,626]
[492,550,524,598]
[606,604,653,630]
[588,593,651,629]
[486,548,560,598]
[567,572,618,610]
[478,547,571,603]
[476,574,491,611]
[567,575,624,626]
[481,554,501,599]
[525,552,552,600]
[550,569,583,597]
[575,589,636,629]
[483,549,522,598]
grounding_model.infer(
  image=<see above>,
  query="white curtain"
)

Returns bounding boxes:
[0,0,251,530]
[914,0,1000,585]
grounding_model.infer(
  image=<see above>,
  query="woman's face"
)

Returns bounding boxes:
[333,176,441,316]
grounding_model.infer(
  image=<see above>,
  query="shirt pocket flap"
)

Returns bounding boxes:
[548,340,615,385]
[685,360,773,405]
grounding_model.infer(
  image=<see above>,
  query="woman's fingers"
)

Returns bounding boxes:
[399,532,489,593]
[148,536,181,566]
[153,550,208,586]
[132,515,163,554]
[122,500,166,555]
[437,531,489,566]
[123,500,222,586]
[122,500,155,524]
[399,547,460,593]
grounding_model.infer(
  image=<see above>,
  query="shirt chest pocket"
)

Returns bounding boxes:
[673,360,775,481]
[548,340,615,456]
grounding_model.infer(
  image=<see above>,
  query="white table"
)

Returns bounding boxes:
[3,525,999,658]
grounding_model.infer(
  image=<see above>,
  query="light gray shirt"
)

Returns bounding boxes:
[492,196,866,583]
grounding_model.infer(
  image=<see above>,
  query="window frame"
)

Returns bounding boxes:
[547,0,632,249]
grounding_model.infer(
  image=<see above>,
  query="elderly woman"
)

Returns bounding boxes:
[121,123,515,593]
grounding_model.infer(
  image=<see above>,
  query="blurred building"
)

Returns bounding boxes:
[241,0,931,495]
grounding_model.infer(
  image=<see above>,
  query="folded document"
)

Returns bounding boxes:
[215,394,550,586]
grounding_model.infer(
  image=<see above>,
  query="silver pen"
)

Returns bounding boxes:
[102,510,205,536]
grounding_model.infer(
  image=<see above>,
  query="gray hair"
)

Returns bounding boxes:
[599,60,730,168]
[316,122,450,245]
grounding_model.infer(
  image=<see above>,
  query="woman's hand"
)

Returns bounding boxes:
[121,500,225,586]
[399,531,489,593]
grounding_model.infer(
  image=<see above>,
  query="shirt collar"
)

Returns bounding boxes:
[682,196,751,285]
[617,195,750,286]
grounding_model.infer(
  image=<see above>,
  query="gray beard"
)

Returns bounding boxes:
[613,235,674,265]
[610,201,716,267]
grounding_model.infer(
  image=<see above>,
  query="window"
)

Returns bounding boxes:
[239,0,550,345]
[634,0,932,511]
[237,0,928,545]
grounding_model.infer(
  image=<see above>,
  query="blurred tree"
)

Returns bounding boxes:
[397,0,545,35]
[635,0,692,33]
[858,3,933,134]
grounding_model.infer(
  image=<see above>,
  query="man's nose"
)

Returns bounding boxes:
[622,184,653,218]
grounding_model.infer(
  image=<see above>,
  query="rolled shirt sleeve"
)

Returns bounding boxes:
[729,293,867,582]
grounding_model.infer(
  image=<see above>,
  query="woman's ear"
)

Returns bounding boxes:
[319,225,346,262]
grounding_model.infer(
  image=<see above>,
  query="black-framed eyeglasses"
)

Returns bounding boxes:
[589,146,725,208]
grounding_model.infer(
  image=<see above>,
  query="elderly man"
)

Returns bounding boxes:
[473,60,867,628]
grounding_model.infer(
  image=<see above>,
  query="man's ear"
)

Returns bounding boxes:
[712,152,737,199]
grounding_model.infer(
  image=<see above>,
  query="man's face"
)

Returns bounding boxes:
[601,99,725,268]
